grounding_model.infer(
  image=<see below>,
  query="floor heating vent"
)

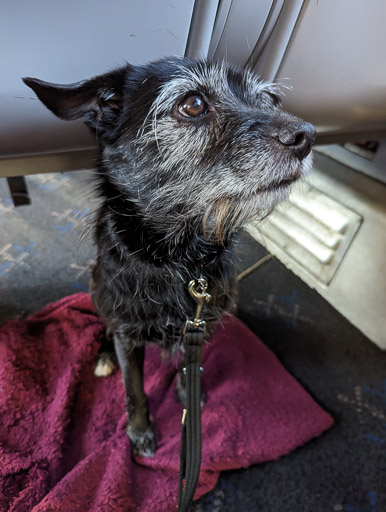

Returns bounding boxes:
[247,184,362,286]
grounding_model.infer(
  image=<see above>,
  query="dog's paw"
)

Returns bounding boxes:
[127,425,156,457]
[94,352,117,377]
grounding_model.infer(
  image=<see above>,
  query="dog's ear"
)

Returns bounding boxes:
[23,67,128,136]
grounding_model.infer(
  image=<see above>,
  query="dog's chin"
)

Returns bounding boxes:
[249,171,300,200]
[260,175,299,193]
[257,151,313,195]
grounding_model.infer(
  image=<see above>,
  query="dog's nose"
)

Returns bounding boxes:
[277,122,316,160]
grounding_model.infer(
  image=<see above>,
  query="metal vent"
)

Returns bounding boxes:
[247,184,362,285]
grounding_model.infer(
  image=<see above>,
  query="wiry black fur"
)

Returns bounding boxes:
[91,172,236,348]
[24,56,315,457]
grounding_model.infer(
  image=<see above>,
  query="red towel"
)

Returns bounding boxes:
[0,293,333,511]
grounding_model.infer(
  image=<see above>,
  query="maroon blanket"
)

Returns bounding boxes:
[0,293,333,511]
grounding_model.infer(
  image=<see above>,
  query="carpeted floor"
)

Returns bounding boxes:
[1,171,385,512]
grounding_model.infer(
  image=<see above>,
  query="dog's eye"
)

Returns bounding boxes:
[178,95,208,118]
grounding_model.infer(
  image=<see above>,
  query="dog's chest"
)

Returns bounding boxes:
[92,247,236,346]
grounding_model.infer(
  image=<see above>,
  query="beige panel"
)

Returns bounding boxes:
[276,0,386,136]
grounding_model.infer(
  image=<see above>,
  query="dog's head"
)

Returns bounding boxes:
[24,57,315,242]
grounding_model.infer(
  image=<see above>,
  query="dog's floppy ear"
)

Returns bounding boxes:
[23,67,128,136]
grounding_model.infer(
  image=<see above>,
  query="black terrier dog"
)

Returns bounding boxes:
[24,57,315,457]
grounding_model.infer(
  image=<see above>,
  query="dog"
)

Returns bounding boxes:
[24,57,315,458]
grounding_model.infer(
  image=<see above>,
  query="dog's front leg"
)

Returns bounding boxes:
[113,335,156,457]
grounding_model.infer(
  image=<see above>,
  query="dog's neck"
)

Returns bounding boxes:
[95,175,234,274]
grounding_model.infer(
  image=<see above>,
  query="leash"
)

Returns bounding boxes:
[178,278,211,512]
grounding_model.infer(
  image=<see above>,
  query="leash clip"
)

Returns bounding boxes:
[184,277,211,334]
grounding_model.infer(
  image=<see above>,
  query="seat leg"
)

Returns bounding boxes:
[6,176,31,206]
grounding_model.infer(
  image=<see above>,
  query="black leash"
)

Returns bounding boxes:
[178,278,211,512]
